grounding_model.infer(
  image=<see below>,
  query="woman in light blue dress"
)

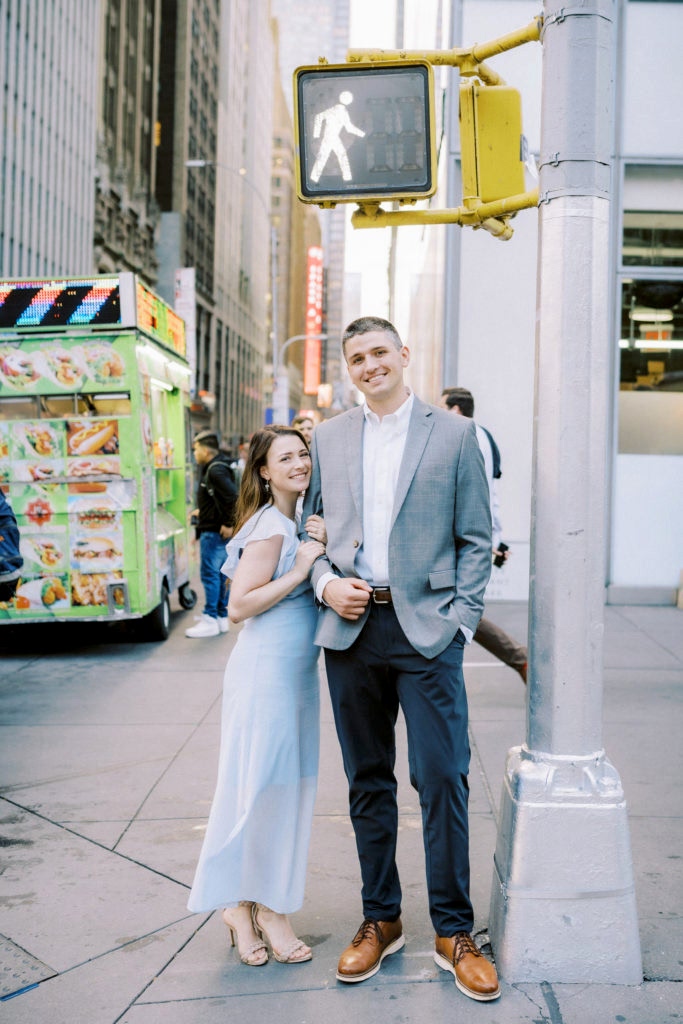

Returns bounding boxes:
[188,426,326,966]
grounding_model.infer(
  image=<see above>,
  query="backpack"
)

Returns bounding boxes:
[480,426,502,479]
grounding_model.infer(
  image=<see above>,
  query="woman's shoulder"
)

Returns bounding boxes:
[235,504,290,544]
[223,505,288,578]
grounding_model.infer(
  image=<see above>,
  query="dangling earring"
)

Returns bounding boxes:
[264,480,270,493]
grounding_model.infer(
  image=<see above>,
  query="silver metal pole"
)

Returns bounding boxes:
[489,0,642,983]
[273,333,328,425]
[441,0,463,389]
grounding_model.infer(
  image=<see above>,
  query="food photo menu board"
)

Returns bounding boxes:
[3,419,135,615]
[0,337,128,394]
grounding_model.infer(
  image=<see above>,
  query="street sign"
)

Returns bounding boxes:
[293,61,437,204]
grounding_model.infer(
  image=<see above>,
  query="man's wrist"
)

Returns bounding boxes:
[316,571,338,604]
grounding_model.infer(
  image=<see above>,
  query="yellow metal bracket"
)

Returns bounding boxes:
[345,15,543,240]
[351,189,540,240]
[347,16,542,85]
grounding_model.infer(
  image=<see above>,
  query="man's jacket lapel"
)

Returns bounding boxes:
[344,406,364,522]
[390,399,433,530]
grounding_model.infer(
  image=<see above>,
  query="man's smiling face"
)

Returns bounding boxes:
[344,330,410,409]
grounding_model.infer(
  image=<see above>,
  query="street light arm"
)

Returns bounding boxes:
[278,332,328,367]
[184,160,271,217]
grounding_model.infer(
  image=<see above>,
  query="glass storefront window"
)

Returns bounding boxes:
[623,211,683,267]
[618,278,683,454]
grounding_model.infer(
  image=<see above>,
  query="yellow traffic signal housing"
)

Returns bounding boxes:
[293,61,437,205]
[459,82,526,205]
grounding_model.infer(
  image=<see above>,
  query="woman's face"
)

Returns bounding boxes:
[261,434,312,495]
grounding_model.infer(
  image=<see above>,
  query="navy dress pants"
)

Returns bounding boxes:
[324,602,473,937]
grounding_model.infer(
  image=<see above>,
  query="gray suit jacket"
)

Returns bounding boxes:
[302,396,492,658]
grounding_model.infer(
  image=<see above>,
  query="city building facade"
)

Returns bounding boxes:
[0,0,100,278]
[270,46,323,420]
[155,0,275,445]
[271,0,351,412]
[95,0,161,287]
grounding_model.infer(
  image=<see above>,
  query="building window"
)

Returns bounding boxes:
[617,164,683,455]
[622,212,683,268]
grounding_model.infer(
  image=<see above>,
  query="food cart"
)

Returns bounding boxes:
[0,273,197,638]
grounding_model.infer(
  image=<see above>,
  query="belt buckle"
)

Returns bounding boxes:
[372,587,392,605]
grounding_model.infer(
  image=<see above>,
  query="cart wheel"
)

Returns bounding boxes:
[178,583,198,610]
[142,583,171,641]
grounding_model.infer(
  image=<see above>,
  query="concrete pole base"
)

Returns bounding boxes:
[488,744,643,984]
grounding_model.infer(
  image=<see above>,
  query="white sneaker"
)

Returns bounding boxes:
[217,617,229,633]
[185,614,220,638]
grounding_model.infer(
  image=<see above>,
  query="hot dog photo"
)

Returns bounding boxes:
[66,419,119,457]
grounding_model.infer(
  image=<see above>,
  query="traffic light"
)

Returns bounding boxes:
[293,61,437,204]
[459,82,526,204]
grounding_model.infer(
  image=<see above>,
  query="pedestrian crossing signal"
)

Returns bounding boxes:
[293,62,437,205]
[459,82,527,205]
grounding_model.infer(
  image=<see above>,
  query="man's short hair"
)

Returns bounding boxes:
[442,387,475,418]
[193,429,220,450]
[342,316,403,353]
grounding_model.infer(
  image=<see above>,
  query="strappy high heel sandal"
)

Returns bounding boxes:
[222,903,268,966]
[252,903,312,964]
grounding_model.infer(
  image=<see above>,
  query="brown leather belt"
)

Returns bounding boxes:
[371,587,393,605]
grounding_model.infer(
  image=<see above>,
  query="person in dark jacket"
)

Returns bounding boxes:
[186,430,238,638]
[0,491,23,603]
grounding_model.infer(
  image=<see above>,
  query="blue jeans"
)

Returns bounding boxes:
[199,531,229,620]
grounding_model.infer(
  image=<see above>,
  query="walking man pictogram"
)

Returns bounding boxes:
[310,91,365,183]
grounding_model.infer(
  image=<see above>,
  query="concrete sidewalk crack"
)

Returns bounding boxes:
[112,913,213,1023]
[0,794,192,889]
[512,980,565,1023]
[468,724,499,826]
[111,693,222,852]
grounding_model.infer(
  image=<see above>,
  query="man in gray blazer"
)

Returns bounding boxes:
[303,317,500,1002]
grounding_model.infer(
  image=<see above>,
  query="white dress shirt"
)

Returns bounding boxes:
[356,392,414,585]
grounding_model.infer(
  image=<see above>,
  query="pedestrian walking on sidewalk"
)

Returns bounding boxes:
[303,316,501,1002]
[186,430,238,638]
[187,426,325,967]
[0,490,23,603]
[442,387,528,684]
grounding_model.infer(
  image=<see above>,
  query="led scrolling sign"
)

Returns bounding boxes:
[0,277,186,359]
[0,280,121,329]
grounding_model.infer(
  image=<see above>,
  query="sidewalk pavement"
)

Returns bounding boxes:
[0,600,681,1023]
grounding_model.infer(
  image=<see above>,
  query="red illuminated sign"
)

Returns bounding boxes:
[304,246,323,395]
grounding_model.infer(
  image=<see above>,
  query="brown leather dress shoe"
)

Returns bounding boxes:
[434,932,501,1001]
[336,918,405,983]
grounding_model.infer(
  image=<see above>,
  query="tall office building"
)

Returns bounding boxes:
[270,22,323,419]
[156,0,275,442]
[270,0,351,409]
[94,0,161,286]
[0,0,100,277]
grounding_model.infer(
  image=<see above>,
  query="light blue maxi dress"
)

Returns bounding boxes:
[187,504,320,915]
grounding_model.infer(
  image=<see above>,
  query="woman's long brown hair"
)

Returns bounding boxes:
[232,426,307,534]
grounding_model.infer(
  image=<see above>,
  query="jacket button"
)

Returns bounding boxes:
[353,539,359,548]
